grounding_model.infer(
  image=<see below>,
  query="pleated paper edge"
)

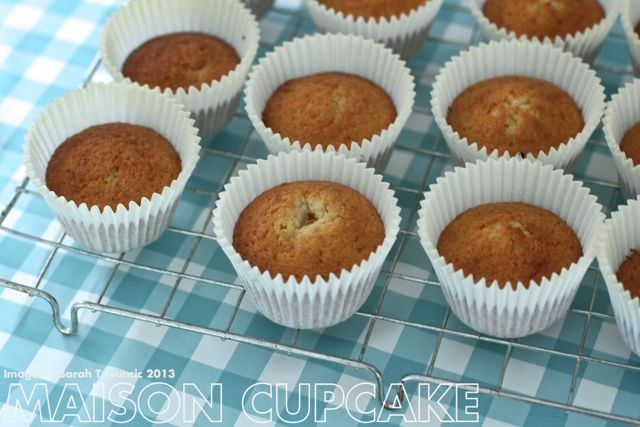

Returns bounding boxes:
[23,82,202,253]
[211,149,401,329]
[244,33,416,173]
[416,157,605,338]
[430,39,606,170]
[467,0,620,62]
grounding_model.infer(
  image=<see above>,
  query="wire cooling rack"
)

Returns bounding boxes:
[2,1,640,425]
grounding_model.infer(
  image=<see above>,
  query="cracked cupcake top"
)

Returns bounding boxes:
[45,123,181,210]
[446,76,584,156]
[262,72,397,150]
[232,181,385,281]
[318,0,428,20]
[482,0,605,39]
[437,202,583,289]
[122,32,240,91]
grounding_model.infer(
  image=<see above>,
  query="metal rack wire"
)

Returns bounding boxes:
[1,2,640,424]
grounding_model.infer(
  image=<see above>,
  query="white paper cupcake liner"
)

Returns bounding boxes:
[100,0,260,138]
[244,33,415,174]
[305,0,443,59]
[603,79,640,199]
[23,83,201,254]
[212,149,401,329]
[621,0,640,77]
[467,0,619,63]
[417,158,605,338]
[431,39,606,170]
[242,0,275,19]
[598,198,640,356]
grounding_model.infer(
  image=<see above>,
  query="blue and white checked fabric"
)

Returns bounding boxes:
[1,0,640,426]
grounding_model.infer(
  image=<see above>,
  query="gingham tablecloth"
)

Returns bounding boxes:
[1,0,640,426]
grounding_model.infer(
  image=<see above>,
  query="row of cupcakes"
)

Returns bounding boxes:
[28,29,617,254]
[93,0,622,177]
[123,0,624,67]
[25,90,640,353]
[305,0,622,62]
[20,77,640,351]
[100,0,620,173]
[19,0,640,354]
[211,147,640,357]
[244,34,611,174]
[601,78,640,357]
[95,0,626,145]
[211,150,605,335]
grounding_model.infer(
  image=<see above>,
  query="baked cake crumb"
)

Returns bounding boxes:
[263,72,397,150]
[233,180,385,281]
[447,76,584,156]
[437,202,582,289]
[122,32,240,91]
[483,0,604,39]
[46,123,181,210]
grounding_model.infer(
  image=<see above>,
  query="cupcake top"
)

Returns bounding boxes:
[620,122,640,166]
[616,250,640,299]
[446,76,584,156]
[262,72,397,150]
[482,0,605,39]
[122,32,240,91]
[46,123,181,210]
[437,202,582,289]
[318,0,428,20]
[233,180,385,281]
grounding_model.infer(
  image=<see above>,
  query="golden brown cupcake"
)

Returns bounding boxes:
[616,250,640,299]
[318,0,428,20]
[446,76,584,156]
[233,181,385,281]
[437,202,582,289]
[262,72,397,150]
[620,122,640,165]
[46,123,181,210]
[122,32,240,91]
[482,0,605,39]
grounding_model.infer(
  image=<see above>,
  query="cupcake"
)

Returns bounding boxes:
[437,203,583,288]
[233,181,385,281]
[245,33,415,173]
[467,0,619,62]
[45,123,182,211]
[242,0,275,19]
[24,83,201,253]
[317,0,428,19]
[604,79,640,198]
[482,0,605,39]
[598,198,640,356]
[417,157,604,338]
[431,39,605,169]
[212,150,401,329]
[305,0,444,59]
[100,0,260,137]
[121,33,241,92]
[621,0,640,77]
[262,72,398,151]
[446,76,584,158]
